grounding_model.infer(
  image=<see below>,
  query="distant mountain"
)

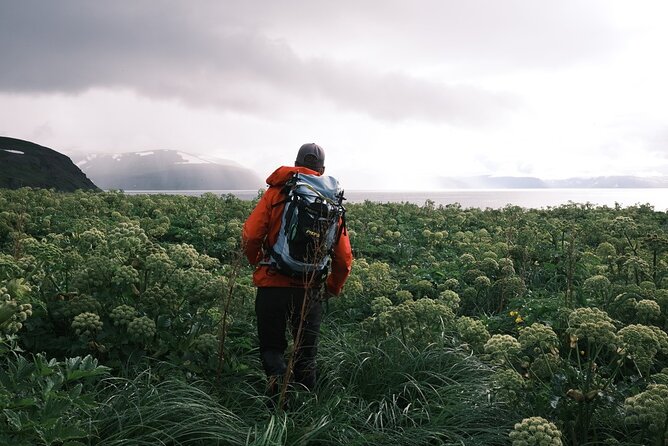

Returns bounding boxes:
[0,137,100,191]
[548,176,668,188]
[438,175,668,189]
[73,150,263,190]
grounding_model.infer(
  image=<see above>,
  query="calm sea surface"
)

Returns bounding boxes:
[124,189,668,211]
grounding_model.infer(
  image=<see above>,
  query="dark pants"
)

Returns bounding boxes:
[255,286,323,390]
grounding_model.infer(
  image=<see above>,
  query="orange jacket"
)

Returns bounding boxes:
[242,166,352,295]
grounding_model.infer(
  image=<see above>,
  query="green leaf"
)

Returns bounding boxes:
[40,419,87,444]
[12,397,38,409]
[40,396,72,424]
[68,383,83,399]
[3,409,22,430]
[65,355,109,382]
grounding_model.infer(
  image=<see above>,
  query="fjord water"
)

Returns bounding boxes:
[125,188,668,210]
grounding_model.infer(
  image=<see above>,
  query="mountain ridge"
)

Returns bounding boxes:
[72,149,263,190]
[0,136,100,191]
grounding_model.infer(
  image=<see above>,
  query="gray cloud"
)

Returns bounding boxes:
[0,1,621,123]
[234,0,621,69]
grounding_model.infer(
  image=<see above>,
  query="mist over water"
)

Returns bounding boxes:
[124,188,668,211]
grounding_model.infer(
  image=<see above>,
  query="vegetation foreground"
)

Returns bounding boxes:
[1,188,668,445]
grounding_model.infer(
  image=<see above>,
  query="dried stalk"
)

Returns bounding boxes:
[277,242,325,410]
[216,248,244,381]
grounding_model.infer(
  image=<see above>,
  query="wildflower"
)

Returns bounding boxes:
[566,307,617,349]
[370,296,393,315]
[455,316,490,351]
[127,316,156,341]
[0,288,32,334]
[484,334,521,363]
[474,275,492,290]
[394,290,413,304]
[441,278,459,291]
[635,299,661,323]
[491,368,527,402]
[110,304,137,327]
[498,257,514,269]
[509,416,563,446]
[582,275,612,302]
[438,290,460,311]
[530,353,561,380]
[624,384,668,434]
[519,323,559,353]
[49,295,101,322]
[71,312,103,337]
[618,324,668,374]
[194,333,219,355]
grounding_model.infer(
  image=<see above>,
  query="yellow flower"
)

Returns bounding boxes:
[509,311,518,317]
[515,316,524,324]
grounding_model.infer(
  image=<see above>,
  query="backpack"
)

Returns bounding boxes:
[266,172,346,280]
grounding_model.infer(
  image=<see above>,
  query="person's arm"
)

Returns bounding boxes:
[326,223,352,295]
[242,192,272,265]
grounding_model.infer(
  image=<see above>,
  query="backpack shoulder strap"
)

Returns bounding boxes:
[335,207,347,243]
[270,174,297,208]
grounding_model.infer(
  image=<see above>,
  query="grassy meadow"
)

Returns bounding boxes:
[1,188,668,445]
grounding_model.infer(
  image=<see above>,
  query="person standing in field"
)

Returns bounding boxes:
[242,143,352,401]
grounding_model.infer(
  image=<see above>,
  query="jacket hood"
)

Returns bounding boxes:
[265,165,321,187]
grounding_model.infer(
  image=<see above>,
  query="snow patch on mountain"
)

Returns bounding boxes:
[175,152,208,164]
[2,149,25,155]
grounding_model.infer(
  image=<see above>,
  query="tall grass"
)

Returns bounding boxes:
[93,371,250,445]
[87,321,514,445]
[310,322,515,445]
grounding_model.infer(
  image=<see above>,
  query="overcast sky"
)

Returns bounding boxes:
[1,1,667,189]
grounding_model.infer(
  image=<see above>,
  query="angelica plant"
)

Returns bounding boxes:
[582,275,613,308]
[564,307,623,442]
[518,323,559,356]
[127,316,156,343]
[624,384,668,446]
[635,299,661,324]
[393,289,413,304]
[455,316,490,352]
[491,368,527,403]
[438,289,461,312]
[484,334,521,365]
[71,312,103,337]
[370,296,393,315]
[529,353,561,381]
[566,307,618,350]
[193,333,219,355]
[110,304,137,327]
[617,324,668,376]
[0,287,32,338]
[509,416,563,446]
[441,278,459,291]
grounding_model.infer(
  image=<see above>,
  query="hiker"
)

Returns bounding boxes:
[242,143,352,398]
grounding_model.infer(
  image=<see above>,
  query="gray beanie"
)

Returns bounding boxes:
[295,143,325,170]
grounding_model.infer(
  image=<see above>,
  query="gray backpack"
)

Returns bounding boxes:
[267,173,345,280]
